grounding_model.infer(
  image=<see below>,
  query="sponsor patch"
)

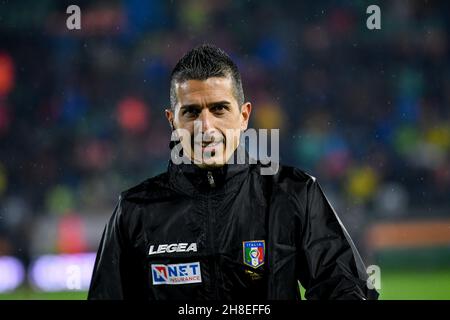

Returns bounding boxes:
[151,262,202,285]
[243,240,265,268]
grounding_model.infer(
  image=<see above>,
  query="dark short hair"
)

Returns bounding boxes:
[170,44,244,109]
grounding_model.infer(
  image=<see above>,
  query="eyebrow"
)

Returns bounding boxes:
[180,101,231,111]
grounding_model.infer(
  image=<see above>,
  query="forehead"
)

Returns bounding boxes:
[174,76,236,106]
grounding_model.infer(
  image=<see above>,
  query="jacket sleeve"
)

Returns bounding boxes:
[297,178,379,300]
[87,196,143,300]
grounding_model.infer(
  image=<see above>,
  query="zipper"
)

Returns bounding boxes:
[206,171,219,299]
[207,171,216,188]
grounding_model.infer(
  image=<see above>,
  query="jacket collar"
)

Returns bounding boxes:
[167,143,252,195]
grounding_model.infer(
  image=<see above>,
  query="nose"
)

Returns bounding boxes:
[198,109,214,132]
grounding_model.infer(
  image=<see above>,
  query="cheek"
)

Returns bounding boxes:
[215,114,240,131]
[175,118,194,132]
[218,113,242,129]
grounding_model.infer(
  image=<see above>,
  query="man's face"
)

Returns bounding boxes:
[165,75,251,169]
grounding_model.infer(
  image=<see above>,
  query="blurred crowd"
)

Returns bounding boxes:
[0,0,449,262]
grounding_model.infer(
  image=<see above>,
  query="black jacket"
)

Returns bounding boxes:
[88,149,379,300]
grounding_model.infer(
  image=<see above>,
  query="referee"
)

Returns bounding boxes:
[88,44,379,300]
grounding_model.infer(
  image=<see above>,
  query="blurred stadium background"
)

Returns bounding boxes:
[0,0,449,299]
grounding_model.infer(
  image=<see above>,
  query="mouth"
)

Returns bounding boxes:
[200,140,223,152]
[189,133,226,157]
[201,140,222,148]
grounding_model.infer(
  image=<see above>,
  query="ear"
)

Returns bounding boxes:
[240,102,252,131]
[165,108,175,129]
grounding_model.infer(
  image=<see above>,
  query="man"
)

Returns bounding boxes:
[88,44,379,300]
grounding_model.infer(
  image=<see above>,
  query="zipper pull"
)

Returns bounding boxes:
[207,171,216,188]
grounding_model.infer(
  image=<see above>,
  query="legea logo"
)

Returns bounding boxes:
[148,242,197,255]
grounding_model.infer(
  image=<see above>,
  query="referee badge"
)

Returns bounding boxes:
[243,240,265,269]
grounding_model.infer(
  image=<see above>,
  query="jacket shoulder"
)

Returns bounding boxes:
[255,161,316,186]
[254,162,318,212]
[119,171,173,204]
[277,165,316,184]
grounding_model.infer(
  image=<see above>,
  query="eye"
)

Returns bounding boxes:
[211,104,227,113]
[183,107,200,117]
